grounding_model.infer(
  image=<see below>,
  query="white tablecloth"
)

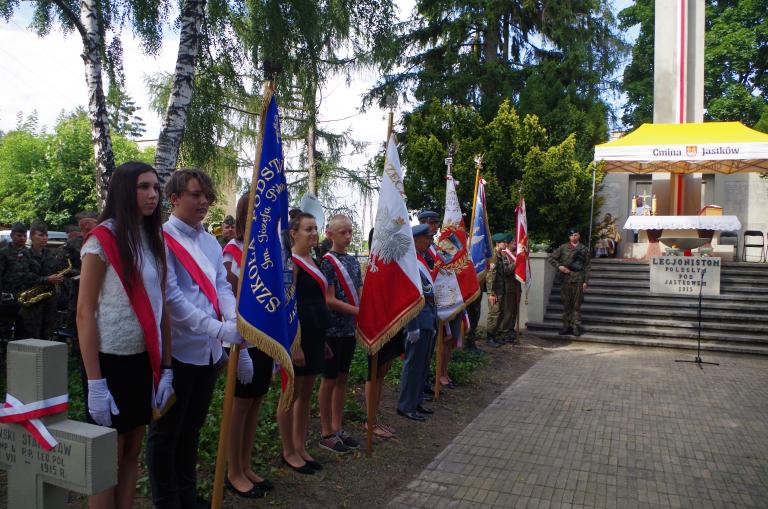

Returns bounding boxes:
[623,215,742,231]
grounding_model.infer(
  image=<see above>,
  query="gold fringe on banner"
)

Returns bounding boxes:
[355,296,424,356]
[234,81,299,412]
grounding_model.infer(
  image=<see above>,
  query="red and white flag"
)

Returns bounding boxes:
[356,135,424,354]
[515,196,531,288]
[433,176,480,321]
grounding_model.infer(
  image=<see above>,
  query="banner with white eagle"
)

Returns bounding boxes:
[356,135,424,354]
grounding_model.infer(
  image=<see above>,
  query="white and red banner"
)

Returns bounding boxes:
[515,197,531,287]
[356,135,424,354]
[433,176,480,321]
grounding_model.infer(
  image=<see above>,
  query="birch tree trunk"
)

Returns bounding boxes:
[79,0,115,209]
[154,0,206,186]
[306,124,317,195]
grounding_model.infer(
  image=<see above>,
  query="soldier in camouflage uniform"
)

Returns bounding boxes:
[485,233,514,347]
[0,223,39,338]
[18,222,68,340]
[547,227,590,336]
[217,215,236,247]
[62,211,98,333]
[500,234,520,343]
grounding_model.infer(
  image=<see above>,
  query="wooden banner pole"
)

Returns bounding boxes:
[211,343,240,509]
[366,354,378,457]
[433,321,444,400]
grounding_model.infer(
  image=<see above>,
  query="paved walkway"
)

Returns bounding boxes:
[391,342,768,509]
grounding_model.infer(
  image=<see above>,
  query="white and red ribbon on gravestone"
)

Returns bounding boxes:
[0,393,68,450]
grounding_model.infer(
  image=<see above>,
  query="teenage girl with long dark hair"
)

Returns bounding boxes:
[78,161,172,509]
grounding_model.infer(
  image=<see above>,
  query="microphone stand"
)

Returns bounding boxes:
[675,268,719,368]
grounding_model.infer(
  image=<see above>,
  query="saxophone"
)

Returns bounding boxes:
[18,259,72,307]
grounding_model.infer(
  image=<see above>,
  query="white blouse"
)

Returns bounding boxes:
[82,229,164,355]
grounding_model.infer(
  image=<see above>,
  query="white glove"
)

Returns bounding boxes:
[217,321,244,345]
[406,330,420,344]
[88,378,119,427]
[237,348,254,384]
[154,368,174,410]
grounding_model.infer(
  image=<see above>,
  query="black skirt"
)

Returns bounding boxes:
[293,326,326,377]
[87,351,152,434]
[226,347,274,398]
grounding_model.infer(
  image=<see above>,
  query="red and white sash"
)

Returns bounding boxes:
[428,244,438,261]
[90,225,162,386]
[0,393,68,450]
[417,253,436,283]
[322,252,359,306]
[164,228,221,319]
[291,254,328,294]
[222,241,243,266]
[502,248,516,265]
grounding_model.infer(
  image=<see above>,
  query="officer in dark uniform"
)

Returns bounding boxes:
[19,222,68,340]
[397,224,438,421]
[485,233,514,347]
[547,227,591,336]
[417,210,440,396]
[0,223,39,338]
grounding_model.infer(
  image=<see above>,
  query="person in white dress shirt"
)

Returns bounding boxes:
[78,161,171,509]
[146,169,241,509]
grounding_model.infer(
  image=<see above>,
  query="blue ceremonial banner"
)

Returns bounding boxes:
[469,176,492,277]
[237,86,299,410]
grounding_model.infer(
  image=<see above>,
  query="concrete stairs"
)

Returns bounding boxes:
[526,259,768,355]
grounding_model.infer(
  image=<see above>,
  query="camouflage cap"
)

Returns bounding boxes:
[223,215,235,225]
[29,220,48,234]
[10,222,26,234]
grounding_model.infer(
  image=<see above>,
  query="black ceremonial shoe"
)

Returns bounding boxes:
[397,409,426,422]
[416,404,434,415]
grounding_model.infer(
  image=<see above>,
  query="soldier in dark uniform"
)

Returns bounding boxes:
[19,222,68,340]
[547,227,590,336]
[0,222,38,339]
[486,233,514,347]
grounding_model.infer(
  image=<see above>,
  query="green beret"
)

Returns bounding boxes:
[491,233,507,242]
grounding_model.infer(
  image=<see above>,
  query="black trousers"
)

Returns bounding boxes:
[147,357,218,509]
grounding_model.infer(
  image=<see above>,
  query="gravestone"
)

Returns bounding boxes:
[0,339,117,509]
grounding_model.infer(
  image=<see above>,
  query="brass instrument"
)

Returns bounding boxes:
[18,259,72,307]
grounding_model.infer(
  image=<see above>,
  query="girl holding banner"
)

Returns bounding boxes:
[221,195,275,497]
[78,162,172,509]
[278,212,331,474]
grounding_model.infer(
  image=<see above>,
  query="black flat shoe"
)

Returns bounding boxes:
[416,404,434,414]
[225,478,264,499]
[253,478,274,491]
[281,454,315,475]
[303,458,323,470]
[397,409,426,422]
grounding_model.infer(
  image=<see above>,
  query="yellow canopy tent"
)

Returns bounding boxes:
[594,122,768,174]
[587,121,768,244]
